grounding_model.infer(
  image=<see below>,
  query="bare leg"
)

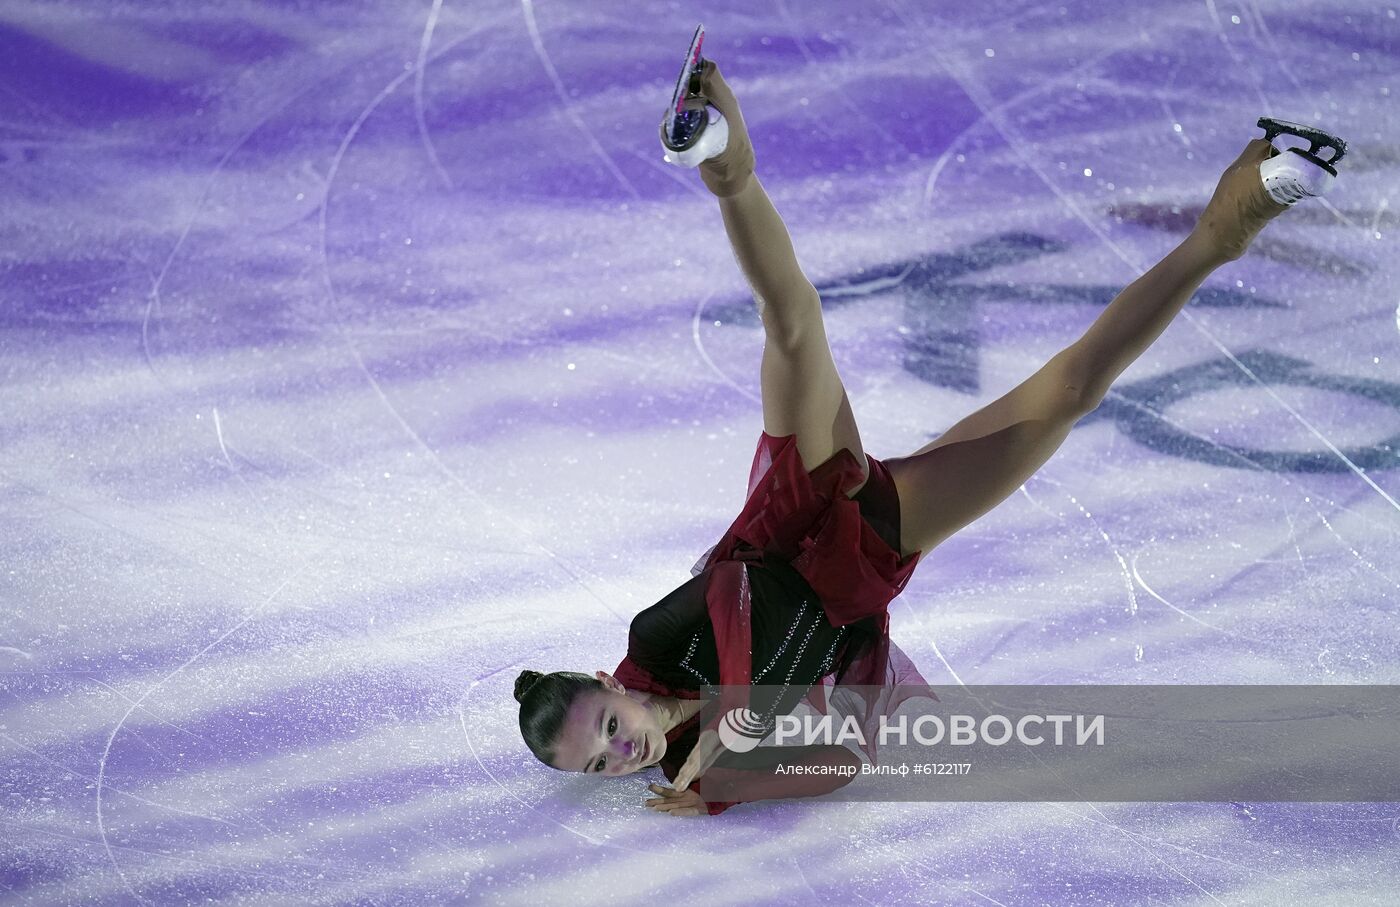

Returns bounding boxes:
[718,179,867,488]
[701,64,869,493]
[885,140,1289,556]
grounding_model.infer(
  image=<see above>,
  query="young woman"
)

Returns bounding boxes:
[515,60,1332,816]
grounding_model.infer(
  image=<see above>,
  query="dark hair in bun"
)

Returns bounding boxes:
[513,669,544,702]
[515,670,604,767]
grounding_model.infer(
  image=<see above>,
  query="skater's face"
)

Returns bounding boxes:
[550,676,667,776]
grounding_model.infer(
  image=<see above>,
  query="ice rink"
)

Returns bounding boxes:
[2,0,1397,903]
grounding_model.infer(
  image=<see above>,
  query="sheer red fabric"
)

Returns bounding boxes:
[613,432,934,814]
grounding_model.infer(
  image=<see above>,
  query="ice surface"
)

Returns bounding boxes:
[1,0,1397,903]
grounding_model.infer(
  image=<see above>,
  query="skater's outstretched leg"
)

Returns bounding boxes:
[884,138,1303,557]
[698,62,869,490]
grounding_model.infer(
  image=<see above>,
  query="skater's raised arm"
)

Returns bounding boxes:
[697,63,821,336]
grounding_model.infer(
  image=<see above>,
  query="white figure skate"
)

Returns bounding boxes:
[1256,117,1347,205]
[659,25,729,167]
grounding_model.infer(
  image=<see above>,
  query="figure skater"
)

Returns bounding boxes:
[513,57,1346,816]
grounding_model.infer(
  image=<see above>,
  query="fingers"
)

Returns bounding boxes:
[645,797,684,808]
[646,782,685,802]
[644,783,702,816]
[646,799,696,813]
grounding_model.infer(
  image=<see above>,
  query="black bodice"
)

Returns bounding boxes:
[626,559,876,722]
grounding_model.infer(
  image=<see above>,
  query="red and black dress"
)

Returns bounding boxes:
[612,432,933,815]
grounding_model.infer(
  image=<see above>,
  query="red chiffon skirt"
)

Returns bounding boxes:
[616,430,927,696]
[695,431,920,627]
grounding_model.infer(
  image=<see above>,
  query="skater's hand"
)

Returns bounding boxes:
[1192,138,1290,262]
[644,782,707,817]
[696,61,755,197]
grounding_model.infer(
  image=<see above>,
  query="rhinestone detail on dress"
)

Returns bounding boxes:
[679,627,711,686]
[752,600,810,682]
[817,624,848,678]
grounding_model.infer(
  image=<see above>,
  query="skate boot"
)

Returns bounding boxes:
[1256,117,1348,205]
[660,25,729,167]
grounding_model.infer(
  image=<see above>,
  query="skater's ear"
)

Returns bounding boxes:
[594,670,626,694]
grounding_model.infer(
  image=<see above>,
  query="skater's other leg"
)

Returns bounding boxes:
[885,140,1288,556]
[720,181,866,488]
[700,63,868,491]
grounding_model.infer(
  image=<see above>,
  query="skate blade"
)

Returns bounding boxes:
[1256,116,1348,176]
[662,25,709,153]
